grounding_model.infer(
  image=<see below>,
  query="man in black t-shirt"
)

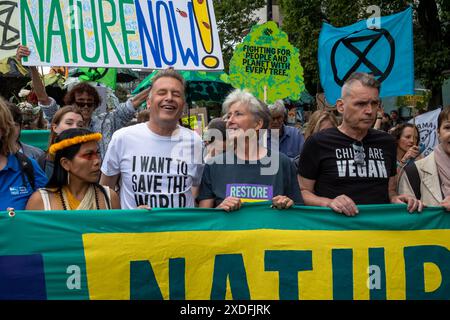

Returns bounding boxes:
[298,72,423,216]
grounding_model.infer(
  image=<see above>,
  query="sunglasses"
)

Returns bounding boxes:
[352,141,365,165]
[75,101,96,109]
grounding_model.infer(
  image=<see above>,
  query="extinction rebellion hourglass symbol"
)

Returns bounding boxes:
[0,1,20,51]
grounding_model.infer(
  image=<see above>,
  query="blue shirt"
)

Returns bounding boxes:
[0,154,48,210]
[269,125,305,159]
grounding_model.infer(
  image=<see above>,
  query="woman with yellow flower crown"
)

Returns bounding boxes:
[26,128,120,210]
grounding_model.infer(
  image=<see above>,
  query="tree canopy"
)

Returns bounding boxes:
[278,0,449,106]
[214,0,266,71]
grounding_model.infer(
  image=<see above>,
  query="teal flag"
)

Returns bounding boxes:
[0,204,449,300]
[318,7,414,104]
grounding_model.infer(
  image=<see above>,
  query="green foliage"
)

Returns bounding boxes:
[278,0,449,105]
[213,0,266,72]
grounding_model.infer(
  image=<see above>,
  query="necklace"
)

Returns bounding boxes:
[94,186,100,209]
[59,188,67,210]
[59,185,100,210]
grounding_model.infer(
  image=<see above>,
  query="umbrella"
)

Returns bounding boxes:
[132,70,233,105]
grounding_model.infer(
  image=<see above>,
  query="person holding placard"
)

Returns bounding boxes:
[16,45,150,158]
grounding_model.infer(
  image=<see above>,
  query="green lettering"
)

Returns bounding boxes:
[20,0,45,61]
[98,0,124,64]
[69,0,78,63]
[130,260,163,300]
[119,0,141,65]
[210,254,250,300]
[404,245,450,300]
[265,250,313,300]
[369,248,386,300]
[46,0,69,63]
[77,0,100,63]
[169,258,185,300]
[332,249,353,300]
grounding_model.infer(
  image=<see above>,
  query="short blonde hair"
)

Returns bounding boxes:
[304,110,339,140]
[0,97,18,155]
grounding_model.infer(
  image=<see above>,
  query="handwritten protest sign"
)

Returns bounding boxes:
[18,0,223,70]
[0,0,20,60]
[229,21,305,104]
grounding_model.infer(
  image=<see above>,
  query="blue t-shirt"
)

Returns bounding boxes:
[0,154,48,210]
[279,125,304,159]
[268,125,305,159]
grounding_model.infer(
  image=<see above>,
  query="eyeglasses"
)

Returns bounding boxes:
[352,141,365,165]
[75,101,96,109]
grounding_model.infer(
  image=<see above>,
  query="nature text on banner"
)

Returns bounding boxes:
[18,0,223,70]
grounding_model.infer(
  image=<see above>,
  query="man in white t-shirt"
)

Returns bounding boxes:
[100,69,204,209]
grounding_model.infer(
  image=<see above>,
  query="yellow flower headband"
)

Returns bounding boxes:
[49,133,102,156]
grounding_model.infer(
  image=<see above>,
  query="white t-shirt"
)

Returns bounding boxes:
[101,123,204,209]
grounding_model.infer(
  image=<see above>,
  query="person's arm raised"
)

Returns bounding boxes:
[130,87,151,109]
[16,45,51,105]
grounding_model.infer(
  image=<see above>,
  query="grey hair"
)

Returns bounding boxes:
[268,99,287,117]
[148,68,186,99]
[341,72,380,98]
[222,89,271,129]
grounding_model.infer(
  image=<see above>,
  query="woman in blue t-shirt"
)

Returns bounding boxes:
[0,97,48,211]
[197,89,303,212]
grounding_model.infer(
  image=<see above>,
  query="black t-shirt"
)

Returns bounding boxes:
[298,127,397,204]
[198,151,303,207]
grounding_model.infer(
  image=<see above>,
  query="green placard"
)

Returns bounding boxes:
[229,21,305,104]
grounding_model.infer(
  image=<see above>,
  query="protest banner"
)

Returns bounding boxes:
[20,129,50,151]
[318,7,414,105]
[229,21,305,104]
[18,0,223,70]
[0,203,449,300]
[409,108,441,157]
[0,0,20,60]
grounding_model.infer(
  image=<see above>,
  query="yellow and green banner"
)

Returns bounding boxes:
[0,203,449,300]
